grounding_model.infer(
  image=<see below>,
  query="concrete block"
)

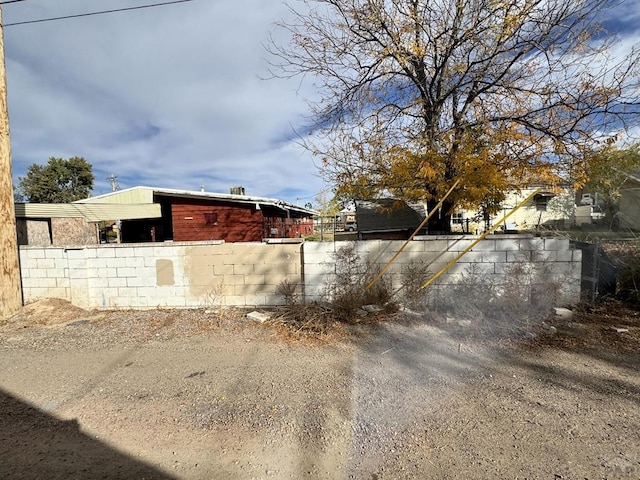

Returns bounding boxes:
[223,295,246,306]
[447,238,475,252]
[18,256,38,270]
[35,258,55,269]
[37,277,57,288]
[94,247,116,258]
[25,249,46,259]
[130,297,149,308]
[90,258,109,269]
[423,239,451,253]
[46,268,66,278]
[495,239,520,251]
[555,250,574,262]
[136,286,158,298]
[470,239,497,252]
[518,238,544,251]
[56,277,70,288]
[302,242,329,254]
[544,238,569,251]
[44,249,64,259]
[133,246,154,258]
[246,295,270,306]
[213,264,234,276]
[243,273,267,286]
[54,258,68,269]
[456,251,484,263]
[117,287,137,298]
[108,277,128,288]
[233,264,255,275]
[246,310,270,322]
[116,267,137,278]
[109,257,132,269]
[29,268,47,278]
[114,247,135,258]
[260,262,299,276]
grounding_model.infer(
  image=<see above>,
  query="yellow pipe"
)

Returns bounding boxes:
[418,188,542,290]
[365,179,461,291]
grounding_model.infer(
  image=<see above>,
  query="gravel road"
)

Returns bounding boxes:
[1,300,639,479]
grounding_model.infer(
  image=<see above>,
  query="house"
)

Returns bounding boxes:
[351,184,576,238]
[14,202,161,246]
[75,186,316,243]
[618,171,640,230]
[451,185,575,233]
[354,199,427,240]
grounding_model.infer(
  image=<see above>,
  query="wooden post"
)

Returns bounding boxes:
[0,6,23,318]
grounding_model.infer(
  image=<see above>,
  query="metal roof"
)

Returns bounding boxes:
[15,202,162,222]
[75,186,318,216]
[355,199,426,233]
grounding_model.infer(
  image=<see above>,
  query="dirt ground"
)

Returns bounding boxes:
[0,299,639,480]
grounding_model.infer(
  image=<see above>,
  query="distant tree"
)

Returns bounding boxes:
[17,157,94,203]
[269,0,640,233]
[13,186,23,203]
[579,143,640,227]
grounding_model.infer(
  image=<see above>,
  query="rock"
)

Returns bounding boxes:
[554,307,573,320]
[362,304,384,313]
[246,311,270,323]
[609,326,629,333]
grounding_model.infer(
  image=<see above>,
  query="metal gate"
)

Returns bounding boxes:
[571,239,618,303]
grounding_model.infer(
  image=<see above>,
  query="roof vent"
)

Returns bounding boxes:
[230,186,245,195]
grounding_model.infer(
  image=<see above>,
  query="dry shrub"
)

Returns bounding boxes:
[327,243,396,322]
[398,261,432,311]
[269,244,397,336]
[427,255,563,338]
[618,256,640,307]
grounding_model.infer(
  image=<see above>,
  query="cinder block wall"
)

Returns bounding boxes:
[19,241,302,309]
[19,234,582,309]
[303,235,582,305]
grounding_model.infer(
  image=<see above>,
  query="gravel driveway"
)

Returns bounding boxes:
[1,300,639,479]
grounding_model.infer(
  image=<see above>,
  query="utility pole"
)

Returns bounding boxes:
[0,6,23,318]
[107,173,119,192]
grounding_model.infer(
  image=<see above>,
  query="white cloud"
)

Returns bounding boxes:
[4,0,324,203]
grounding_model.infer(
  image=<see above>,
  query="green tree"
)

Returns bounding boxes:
[269,0,640,232]
[580,143,640,228]
[17,157,95,203]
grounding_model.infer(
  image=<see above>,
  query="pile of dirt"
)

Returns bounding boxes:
[3,298,99,327]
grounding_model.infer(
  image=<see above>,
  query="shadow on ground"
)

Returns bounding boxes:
[0,388,176,480]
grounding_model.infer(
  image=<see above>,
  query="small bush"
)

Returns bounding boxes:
[618,257,640,307]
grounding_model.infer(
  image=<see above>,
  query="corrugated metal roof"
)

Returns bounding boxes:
[15,203,162,221]
[75,186,318,216]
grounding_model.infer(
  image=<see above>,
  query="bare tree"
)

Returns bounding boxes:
[268,0,640,232]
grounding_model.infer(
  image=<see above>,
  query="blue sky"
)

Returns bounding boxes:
[3,0,325,204]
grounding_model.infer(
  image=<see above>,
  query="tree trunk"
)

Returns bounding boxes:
[426,198,453,234]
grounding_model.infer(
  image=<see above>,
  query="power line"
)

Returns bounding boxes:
[0,1,30,5]
[2,0,198,27]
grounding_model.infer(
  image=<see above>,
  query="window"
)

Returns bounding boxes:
[204,212,218,226]
[451,212,464,224]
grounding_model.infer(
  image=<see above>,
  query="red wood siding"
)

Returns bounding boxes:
[171,198,264,242]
